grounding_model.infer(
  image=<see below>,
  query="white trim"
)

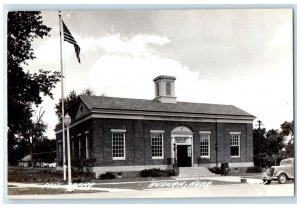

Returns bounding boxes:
[84,131,89,134]
[199,131,211,134]
[111,129,126,133]
[230,132,241,135]
[55,113,254,134]
[112,131,126,160]
[150,130,165,134]
[151,132,164,159]
[199,132,211,158]
[230,134,240,158]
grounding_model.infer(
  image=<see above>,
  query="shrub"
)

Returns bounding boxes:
[246,166,262,173]
[140,168,173,177]
[99,172,116,180]
[209,167,222,174]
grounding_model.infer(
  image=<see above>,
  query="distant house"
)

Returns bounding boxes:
[55,75,255,177]
[18,155,31,167]
[18,155,56,168]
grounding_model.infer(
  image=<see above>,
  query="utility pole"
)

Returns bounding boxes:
[256,120,263,167]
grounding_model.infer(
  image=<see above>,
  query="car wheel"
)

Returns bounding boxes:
[263,179,271,185]
[278,173,287,184]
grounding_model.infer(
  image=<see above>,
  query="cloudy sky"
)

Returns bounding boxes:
[24,9,293,139]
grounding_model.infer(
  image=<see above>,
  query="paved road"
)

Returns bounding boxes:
[8,181,294,199]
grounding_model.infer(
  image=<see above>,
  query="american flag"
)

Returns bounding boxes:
[62,20,81,63]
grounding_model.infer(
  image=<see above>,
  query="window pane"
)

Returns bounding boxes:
[166,82,171,95]
[112,132,125,159]
[230,134,240,156]
[151,133,163,158]
[200,134,210,157]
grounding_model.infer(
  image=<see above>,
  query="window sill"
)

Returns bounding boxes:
[112,158,126,160]
[200,156,210,158]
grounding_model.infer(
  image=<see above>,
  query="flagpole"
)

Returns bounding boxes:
[59,11,67,181]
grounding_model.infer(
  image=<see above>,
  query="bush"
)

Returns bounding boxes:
[140,168,173,177]
[209,167,222,174]
[246,166,262,173]
[99,172,116,179]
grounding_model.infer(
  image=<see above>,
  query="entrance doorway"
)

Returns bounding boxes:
[177,145,192,167]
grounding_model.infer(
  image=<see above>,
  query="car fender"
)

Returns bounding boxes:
[274,170,287,178]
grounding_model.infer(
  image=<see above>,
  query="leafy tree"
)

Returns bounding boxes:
[7,11,61,165]
[280,121,294,158]
[253,120,286,167]
[55,90,78,122]
[280,121,294,138]
[55,88,96,121]
[265,129,285,155]
[33,137,56,163]
[253,127,267,167]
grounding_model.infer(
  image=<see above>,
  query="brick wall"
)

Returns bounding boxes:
[56,118,253,168]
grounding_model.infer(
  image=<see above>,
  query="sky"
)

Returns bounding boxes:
[23,9,293,139]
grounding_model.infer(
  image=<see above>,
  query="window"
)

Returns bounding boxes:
[230,133,240,157]
[200,132,210,158]
[166,82,171,96]
[187,146,192,157]
[156,82,159,97]
[85,134,89,159]
[151,133,164,159]
[112,130,126,160]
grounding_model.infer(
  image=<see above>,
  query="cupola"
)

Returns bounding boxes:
[153,75,176,103]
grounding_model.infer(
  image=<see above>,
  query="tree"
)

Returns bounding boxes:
[7,12,61,165]
[55,88,96,121]
[253,126,267,167]
[55,90,78,122]
[280,121,294,158]
[280,121,294,138]
[33,137,56,164]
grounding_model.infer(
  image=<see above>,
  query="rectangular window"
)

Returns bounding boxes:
[112,130,126,160]
[151,133,164,159]
[156,83,159,97]
[200,132,210,158]
[230,133,240,157]
[85,135,89,159]
[166,82,171,96]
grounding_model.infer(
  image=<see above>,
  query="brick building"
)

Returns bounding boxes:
[55,75,255,177]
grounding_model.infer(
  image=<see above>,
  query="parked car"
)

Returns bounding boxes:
[262,158,294,184]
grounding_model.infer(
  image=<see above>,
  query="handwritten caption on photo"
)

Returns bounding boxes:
[147,180,212,189]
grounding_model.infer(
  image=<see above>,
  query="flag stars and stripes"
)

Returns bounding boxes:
[62,20,81,63]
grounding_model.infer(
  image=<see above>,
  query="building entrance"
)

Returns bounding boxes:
[177,145,192,167]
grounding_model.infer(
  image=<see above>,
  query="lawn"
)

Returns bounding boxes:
[8,187,106,195]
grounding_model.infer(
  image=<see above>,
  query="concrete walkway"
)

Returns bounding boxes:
[8,175,263,193]
[8,182,136,193]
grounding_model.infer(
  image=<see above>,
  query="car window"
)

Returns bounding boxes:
[280,159,292,166]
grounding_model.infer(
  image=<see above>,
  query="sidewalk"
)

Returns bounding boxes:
[8,175,263,193]
[8,182,136,193]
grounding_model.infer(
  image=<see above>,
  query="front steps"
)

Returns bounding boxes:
[176,166,218,178]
